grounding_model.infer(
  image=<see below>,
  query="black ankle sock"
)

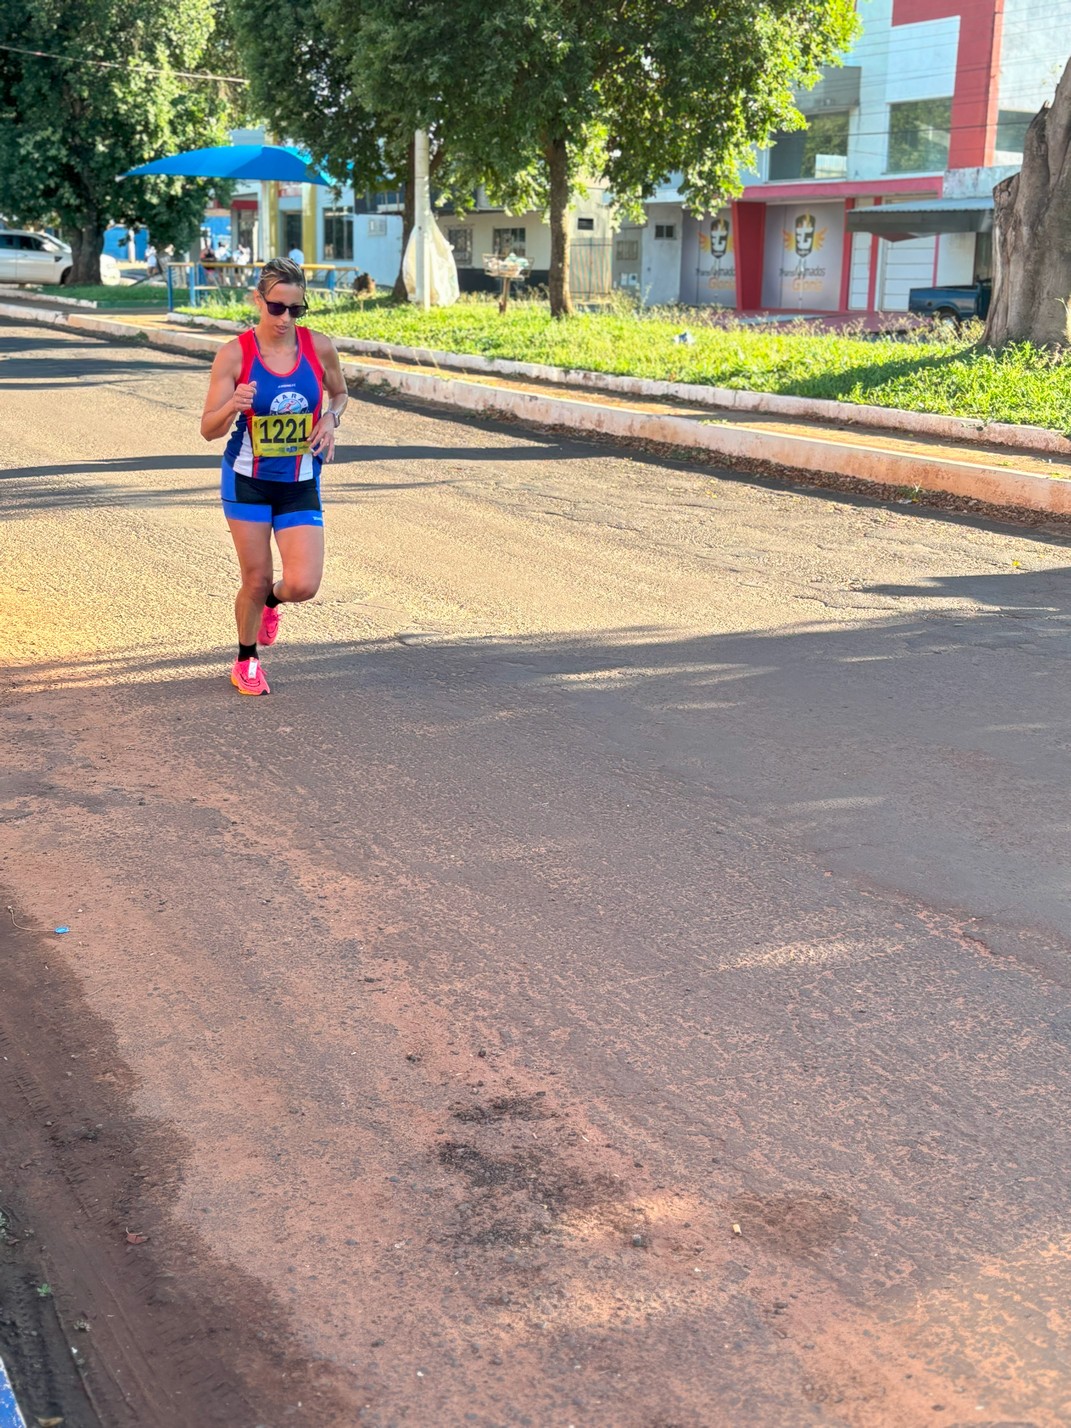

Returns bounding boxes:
[264,589,281,609]
[238,642,257,661]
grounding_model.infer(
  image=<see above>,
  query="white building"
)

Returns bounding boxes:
[617,0,1060,312]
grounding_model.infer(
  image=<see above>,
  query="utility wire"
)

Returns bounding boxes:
[0,40,248,85]
[0,16,1065,93]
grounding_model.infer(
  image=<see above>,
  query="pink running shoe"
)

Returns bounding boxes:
[230,656,270,696]
[258,601,281,647]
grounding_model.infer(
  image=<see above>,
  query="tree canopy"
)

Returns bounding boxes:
[230,0,388,190]
[0,0,243,281]
[231,0,453,296]
[353,0,860,313]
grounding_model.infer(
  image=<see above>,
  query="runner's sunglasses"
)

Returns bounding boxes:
[263,298,309,318]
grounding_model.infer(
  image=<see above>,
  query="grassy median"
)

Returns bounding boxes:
[38,283,168,306]
[180,292,1071,432]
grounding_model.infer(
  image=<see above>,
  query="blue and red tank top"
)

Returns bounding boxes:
[223,326,325,482]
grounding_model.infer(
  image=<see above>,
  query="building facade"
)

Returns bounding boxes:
[226,130,405,287]
[228,1,1061,315]
[621,0,1060,312]
[433,187,612,296]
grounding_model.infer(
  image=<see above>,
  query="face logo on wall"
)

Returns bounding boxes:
[697,211,735,296]
[784,213,827,263]
[763,202,843,311]
[794,214,815,258]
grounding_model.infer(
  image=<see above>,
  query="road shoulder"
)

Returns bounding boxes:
[6,299,1071,523]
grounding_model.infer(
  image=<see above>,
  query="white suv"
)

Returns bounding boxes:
[0,229,120,286]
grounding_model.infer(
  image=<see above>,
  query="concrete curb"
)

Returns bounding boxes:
[344,361,1071,517]
[0,1357,28,1428]
[0,286,98,309]
[7,300,1071,518]
[167,310,1071,459]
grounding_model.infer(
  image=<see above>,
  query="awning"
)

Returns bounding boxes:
[847,196,993,241]
[120,144,330,186]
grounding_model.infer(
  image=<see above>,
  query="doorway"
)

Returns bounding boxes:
[281,212,303,257]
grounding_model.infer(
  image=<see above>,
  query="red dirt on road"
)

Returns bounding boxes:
[1,319,1069,1427]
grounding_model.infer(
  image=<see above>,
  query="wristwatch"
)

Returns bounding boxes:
[327,409,341,428]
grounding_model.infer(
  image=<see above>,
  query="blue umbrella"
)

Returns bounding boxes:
[121,144,330,185]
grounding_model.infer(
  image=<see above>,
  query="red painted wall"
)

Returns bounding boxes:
[892,0,1004,168]
[732,202,767,309]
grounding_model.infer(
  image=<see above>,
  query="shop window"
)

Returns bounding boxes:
[323,208,354,261]
[493,226,526,256]
[974,231,993,282]
[769,111,849,181]
[996,109,1034,156]
[447,227,473,265]
[887,98,952,174]
[281,212,303,254]
[654,224,677,240]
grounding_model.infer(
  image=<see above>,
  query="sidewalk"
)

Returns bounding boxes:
[6,297,1071,522]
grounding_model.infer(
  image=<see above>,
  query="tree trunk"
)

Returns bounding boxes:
[984,55,1071,347]
[68,216,103,285]
[392,138,416,304]
[545,137,572,319]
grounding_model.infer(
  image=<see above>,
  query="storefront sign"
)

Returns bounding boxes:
[761,202,844,310]
[679,209,738,306]
[697,209,736,302]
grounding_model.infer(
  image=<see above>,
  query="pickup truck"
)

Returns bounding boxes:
[907,279,991,325]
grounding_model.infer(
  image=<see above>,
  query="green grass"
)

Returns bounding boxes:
[39,282,168,306]
[178,293,1071,432]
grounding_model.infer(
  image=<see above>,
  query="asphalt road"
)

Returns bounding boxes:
[1,317,1070,1428]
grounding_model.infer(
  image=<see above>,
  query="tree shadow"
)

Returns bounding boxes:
[0,474,470,519]
[864,567,1071,611]
[8,606,1071,1416]
[0,456,220,482]
[0,355,204,385]
[13,586,1071,960]
[0,416,611,519]
[333,440,595,464]
[0,333,136,355]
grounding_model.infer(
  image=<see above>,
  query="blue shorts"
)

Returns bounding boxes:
[221,462,323,530]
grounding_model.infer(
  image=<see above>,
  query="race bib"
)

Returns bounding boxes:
[250,411,314,458]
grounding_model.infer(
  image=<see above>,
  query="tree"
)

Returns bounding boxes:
[230,0,388,191]
[0,0,240,282]
[353,0,860,316]
[983,56,1071,348]
[231,0,467,299]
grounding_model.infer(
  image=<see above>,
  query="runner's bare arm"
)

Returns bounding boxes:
[308,333,348,461]
[201,339,256,441]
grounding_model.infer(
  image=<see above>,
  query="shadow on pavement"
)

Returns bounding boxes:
[5,592,1071,1421]
[9,575,1071,955]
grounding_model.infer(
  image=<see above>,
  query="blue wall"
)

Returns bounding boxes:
[103,226,148,260]
[200,215,232,249]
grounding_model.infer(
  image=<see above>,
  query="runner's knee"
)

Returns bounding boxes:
[241,571,274,602]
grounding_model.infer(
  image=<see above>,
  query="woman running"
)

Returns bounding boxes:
[200,257,348,695]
